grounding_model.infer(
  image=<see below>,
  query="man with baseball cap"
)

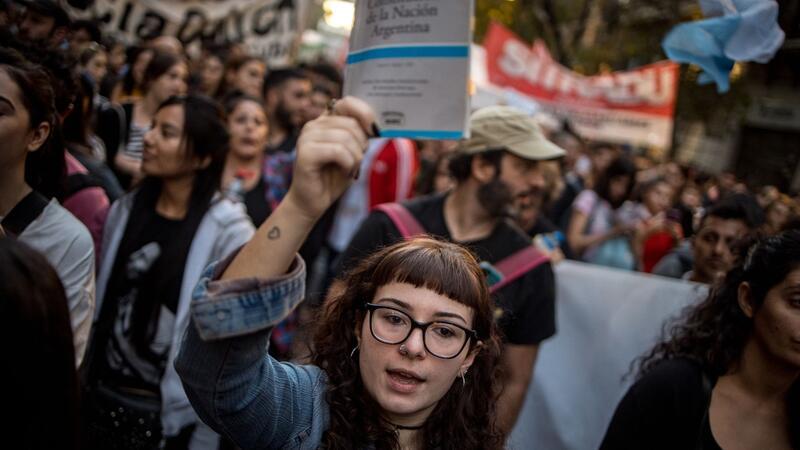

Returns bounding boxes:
[333,105,566,433]
[16,0,71,45]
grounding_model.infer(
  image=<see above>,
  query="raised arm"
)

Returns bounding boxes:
[567,208,631,256]
[222,97,375,280]
[175,97,376,449]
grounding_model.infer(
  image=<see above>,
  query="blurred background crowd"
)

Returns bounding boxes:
[1,0,799,449]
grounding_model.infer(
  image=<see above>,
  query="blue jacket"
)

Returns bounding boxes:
[175,254,334,449]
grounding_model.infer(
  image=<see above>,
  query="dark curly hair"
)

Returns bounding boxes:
[312,237,505,449]
[637,230,800,445]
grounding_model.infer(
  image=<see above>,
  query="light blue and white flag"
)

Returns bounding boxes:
[662,0,784,93]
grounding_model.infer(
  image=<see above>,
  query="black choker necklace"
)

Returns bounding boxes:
[381,417,425,431]
[393,423,425,431]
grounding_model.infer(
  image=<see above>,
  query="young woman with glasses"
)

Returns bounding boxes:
[176,97,505,450]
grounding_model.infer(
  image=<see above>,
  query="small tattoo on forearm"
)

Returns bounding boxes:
[267,226,281,240]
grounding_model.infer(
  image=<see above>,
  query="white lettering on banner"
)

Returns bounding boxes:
[635,69,676,106]
[64,0,305,66]
[498,39,529,77]
[577,76,612,100]
[484,22,678,148]
[501,42,673,107]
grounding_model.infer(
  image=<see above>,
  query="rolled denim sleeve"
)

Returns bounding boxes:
[190,252,306,340]
[176,254,330,450]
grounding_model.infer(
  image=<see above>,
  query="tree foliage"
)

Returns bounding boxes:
[474,0,752,131]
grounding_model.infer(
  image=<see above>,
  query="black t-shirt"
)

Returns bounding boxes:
[101,211,186,393]
[547,171,585,230]
[528,214,558,236]
[338,193,556,345]
[600,358,721,450]
[266,133,298,155]
[526,215,575,260]
[243,177,271,227]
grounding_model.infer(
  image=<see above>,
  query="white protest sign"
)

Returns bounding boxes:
[508,261,707,450]
[64,0,306,66]
[344,0,472,139]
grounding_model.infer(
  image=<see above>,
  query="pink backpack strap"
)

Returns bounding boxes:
[490,246,550,294]
[374,203,427,238]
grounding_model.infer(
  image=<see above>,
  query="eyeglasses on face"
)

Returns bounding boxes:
[364,303,478,359]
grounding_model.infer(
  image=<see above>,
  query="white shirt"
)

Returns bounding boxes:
[19,199,96,367]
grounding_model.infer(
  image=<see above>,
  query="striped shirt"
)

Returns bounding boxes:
[124,123,149,160]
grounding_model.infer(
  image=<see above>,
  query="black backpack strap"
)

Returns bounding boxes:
[64,172,105,199]
[1,191,49,238]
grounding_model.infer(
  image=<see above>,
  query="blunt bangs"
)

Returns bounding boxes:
[366,238,492,338]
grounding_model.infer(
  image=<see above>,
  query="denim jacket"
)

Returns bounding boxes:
[175,254,333,449]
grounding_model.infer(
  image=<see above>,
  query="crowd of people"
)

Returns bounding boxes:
[1,1,799,449]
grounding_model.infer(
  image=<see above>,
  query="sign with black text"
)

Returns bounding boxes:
[65,0,306,66]
[344,0,472,139]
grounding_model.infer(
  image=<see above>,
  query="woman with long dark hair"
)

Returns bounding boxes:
[216,54,266,100]
[63,72,125,201]
[79,42,109,89]
[601,230,800,450]
[111,46,153,103]
[194,45,226,98]
[0,47,95,366]
[98,50,188,187]
[176,97,505,450]
[567,156,638,269]
[85,94,254,449]
[0,238,80,450]
[221,94,271,226]
[316,237,503,449]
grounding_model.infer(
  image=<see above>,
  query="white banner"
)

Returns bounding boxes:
[508,261,707,450]
[64,0,306,66]
[343,0,472,140]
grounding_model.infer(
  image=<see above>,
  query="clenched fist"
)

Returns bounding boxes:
[283,96,377,222]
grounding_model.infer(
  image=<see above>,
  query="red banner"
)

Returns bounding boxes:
[483,22,679,148]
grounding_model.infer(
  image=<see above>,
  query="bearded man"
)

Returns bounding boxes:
[262,68,312,155]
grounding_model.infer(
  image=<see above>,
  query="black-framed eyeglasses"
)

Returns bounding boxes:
[364,303,478,359]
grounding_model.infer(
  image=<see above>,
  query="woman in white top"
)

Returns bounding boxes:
[104,50,188,187]
[567,156,639,269]
[85,94,254,449]
[0,47,95,366]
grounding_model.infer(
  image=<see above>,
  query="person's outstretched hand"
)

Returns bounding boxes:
[284,96,376,222]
